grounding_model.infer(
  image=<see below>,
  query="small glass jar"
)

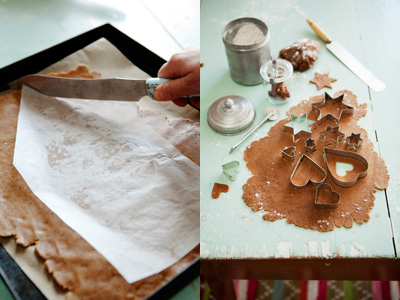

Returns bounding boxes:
[260,58,293,105]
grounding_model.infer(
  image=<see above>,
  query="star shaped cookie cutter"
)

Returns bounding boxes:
[346,133,363,151]
[281,146,296,162]
[305,137,316,154]
[319,125,345,147]
[283,113,316,142]
[312,92,354,125]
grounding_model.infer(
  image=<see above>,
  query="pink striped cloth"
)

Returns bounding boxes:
[229,280,400,300]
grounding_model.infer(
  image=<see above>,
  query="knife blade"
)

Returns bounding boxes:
[9,76,200,103]
[307,19,385,92]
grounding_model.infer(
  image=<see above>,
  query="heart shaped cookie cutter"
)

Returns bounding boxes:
[290,154,327,188]
[222,161,240,181]
[315,183,340,209]
[323,147,369,188]
[281,146,296,162]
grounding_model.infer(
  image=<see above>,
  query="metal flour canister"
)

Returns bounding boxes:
[223,17,271,86]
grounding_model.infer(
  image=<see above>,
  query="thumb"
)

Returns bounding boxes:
[153,75,198,101]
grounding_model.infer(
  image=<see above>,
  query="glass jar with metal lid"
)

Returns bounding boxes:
[260,58,293,105]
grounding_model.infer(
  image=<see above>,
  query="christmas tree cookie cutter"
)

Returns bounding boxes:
[311,92,354,125]
[283,113,316,142]
[323,147,368,188]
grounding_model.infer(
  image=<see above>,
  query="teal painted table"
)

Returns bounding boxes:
[200,0,400,297]
[0,0,199,299]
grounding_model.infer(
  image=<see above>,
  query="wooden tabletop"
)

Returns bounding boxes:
[200,0,400,292]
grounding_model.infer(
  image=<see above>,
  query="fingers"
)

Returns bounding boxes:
[157,48,200,79]
[154,47,200,108]
[153,72,199,101]
[172,98,201,109]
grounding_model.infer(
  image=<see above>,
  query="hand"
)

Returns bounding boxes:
[153,48,200,108]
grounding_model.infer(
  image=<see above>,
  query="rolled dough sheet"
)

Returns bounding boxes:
[243,90,389,232]
[0,39,200,299]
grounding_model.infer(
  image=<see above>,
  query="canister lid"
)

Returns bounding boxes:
[207,95,255,135]
[260,58,293,83]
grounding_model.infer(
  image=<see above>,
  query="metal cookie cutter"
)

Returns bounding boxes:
[323,147,369,188]
[283,113,316,142]
[222,161,240,181]
[315,183,340,209]
[346,133,363,151]
[319,125,345,147]
[281,146,296,162]
[305,137,316,154]
[312,92,354,125]
[290,154,327,188]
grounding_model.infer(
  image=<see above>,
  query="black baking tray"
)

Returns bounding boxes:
[0,23,199,299]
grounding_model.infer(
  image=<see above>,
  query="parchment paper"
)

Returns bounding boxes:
[2,38,200,295]
[13,81,199,284]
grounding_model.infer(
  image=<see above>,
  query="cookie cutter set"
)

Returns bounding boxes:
[208,18,368,212]
[280,93,368,209]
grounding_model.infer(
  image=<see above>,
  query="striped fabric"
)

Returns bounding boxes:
[201,279,400,300]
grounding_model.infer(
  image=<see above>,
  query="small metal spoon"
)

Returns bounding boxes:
[229,106,280,154]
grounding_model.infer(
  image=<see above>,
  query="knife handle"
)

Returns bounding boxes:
[145,78,200,101]
[307,19,332,43]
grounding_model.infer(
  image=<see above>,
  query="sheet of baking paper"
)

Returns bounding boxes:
[13,86,200,284]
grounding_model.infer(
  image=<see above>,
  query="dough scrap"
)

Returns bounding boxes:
[243,90,389,231]
[211,183,229,199]
[0,65,199,299]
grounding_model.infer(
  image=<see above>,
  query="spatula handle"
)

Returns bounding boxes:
[307,19,332,43]
[146,78,200,101]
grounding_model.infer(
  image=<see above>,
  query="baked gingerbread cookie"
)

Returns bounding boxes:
[310,72,337,90]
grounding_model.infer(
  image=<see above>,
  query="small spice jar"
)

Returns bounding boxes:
[260,58,293,105]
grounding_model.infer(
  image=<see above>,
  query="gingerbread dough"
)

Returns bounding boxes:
[310,72,337,90]
[243,90,389,231]
[212,183,229,199]
[279,39,321,72]
[0,65,199,299]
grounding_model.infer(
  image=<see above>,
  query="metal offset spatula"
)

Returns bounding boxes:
[307,19,385,92]
[9,75,200,104]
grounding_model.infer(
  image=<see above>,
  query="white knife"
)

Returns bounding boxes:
[307,19,385,92]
